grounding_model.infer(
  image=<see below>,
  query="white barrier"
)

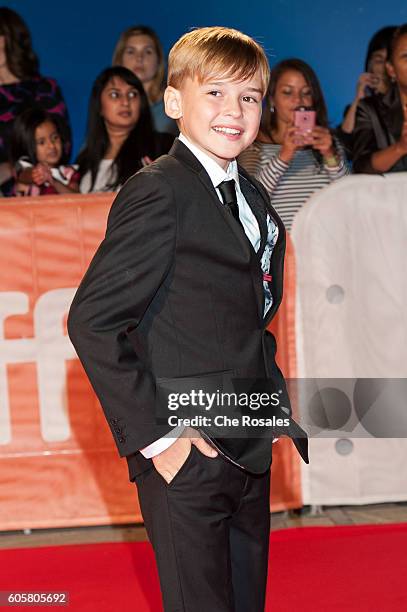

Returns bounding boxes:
[292,173,407,505]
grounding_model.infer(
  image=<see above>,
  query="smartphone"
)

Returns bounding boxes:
[294,107,316,134]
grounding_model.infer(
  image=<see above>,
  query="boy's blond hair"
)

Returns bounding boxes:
[168,26,270,95]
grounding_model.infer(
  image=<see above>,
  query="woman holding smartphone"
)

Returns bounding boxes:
[239,58,348,231]
[338,26,396,158]
[353,24,407,174]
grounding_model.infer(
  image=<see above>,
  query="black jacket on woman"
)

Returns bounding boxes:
[353,85,407,173]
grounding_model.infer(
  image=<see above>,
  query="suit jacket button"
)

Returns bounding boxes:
[114,427,122,434]
[118,436,125,443]
[110,418,118,425]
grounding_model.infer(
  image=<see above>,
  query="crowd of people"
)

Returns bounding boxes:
[0,7,406,230]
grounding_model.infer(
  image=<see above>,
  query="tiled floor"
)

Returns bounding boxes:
[1,502,406,550]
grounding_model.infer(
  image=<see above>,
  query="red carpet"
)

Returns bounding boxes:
[1,523,406,611]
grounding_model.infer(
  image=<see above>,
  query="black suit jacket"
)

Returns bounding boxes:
[68,139,308,479]
[353,85,407,173]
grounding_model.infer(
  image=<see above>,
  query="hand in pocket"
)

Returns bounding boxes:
[152,427,218,484]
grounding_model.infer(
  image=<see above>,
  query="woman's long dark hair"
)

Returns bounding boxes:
[0,7,39,79]
[387,23,407,64]
[365,25,397,70]
[261,58,329,166]
[9,107,68,166]
[261,58,329,136]
[77,66,156,190]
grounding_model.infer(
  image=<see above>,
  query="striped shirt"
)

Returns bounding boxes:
[238,140,349,231]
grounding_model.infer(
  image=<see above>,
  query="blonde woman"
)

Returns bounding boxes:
[112,25,178,135]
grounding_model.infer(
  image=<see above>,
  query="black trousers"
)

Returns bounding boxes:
[135,445,271,612]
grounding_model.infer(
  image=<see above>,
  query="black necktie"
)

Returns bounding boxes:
[218,180,243,229]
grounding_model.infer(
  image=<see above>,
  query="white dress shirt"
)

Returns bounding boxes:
[140,133,278,458]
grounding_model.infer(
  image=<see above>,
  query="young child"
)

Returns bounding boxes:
[68,27,308,612]
[10,108,79,196]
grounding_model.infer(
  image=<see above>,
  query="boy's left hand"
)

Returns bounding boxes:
[152,427,218,485]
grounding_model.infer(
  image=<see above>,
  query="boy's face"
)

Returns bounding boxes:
[165,72,263,169]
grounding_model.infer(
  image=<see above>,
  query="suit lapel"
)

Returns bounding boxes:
[238,165,288,326]
[168,139,285,325]
[238,172,268,258]
[196,167,254,260]
[239,167,287,327]
[237,171,270,320]
[169,139,253,259]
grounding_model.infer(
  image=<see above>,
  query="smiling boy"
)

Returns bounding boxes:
[68,27,308,612]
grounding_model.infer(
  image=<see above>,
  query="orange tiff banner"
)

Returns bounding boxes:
[0,193,302,531]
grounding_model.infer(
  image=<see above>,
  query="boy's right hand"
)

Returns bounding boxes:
[152,427,218,484]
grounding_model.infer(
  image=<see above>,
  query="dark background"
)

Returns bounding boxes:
[6,0,406,156]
